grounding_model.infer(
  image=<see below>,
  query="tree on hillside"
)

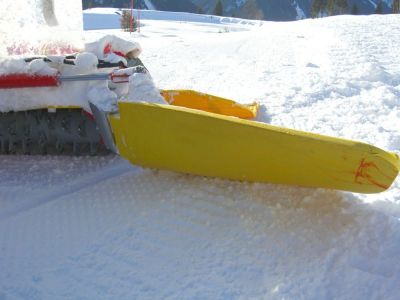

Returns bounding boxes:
[214,0,224,16]
[311,0,326,18]
[83,0,94,9]
[326,0,335,15]
[120,10,137,32]
[393,0,400,13]
[374,0,383,14]
[197,5,204,14]
[326,0,348,15]
[351,4,359,15]
[336,0,349,14]
[237,0,264,20]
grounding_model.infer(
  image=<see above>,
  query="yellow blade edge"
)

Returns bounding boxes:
[109,102,399,194]
[161,89,259,119]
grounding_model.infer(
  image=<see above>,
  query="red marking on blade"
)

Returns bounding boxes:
[354,158,389,189]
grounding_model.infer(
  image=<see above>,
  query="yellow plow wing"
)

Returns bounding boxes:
[161,89,259,119]
[109,102,399,194]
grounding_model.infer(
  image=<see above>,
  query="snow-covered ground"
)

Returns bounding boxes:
[1,7,400,299]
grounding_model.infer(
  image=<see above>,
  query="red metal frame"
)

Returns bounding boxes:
[0,73,59,89]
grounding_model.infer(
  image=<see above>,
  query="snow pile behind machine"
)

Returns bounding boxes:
[1,0,83,56]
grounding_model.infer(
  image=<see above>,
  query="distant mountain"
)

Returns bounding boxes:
[82,0,395,21]
[191,0,393,20]
[82,0,198,12]
[143,0,198,13]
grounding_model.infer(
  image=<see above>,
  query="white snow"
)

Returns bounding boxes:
[74,52,99,73]
[0,55,98,112]
[0,0,84,56]
[88,81,118,112]
[28,59,58,76]
[124,72,165,104]
[85,34,142,60]
[83,7,260,30]
[0,58,29,74]
[1,6,400,300]
[0,34,144,112]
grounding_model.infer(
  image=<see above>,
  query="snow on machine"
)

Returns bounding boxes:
[0,0,399,194]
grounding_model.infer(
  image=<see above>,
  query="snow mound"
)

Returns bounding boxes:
[85,35,142,62]
[125,72,165,104]
[74,52,99,74]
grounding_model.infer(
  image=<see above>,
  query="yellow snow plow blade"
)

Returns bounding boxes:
[109,102,399,194]
[161,89,259,119]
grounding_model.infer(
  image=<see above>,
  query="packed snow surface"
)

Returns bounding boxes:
[1,7,400,300]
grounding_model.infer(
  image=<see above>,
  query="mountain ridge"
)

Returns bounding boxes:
[82,0,394,21]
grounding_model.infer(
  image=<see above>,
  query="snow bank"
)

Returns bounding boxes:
[74,52,99,73]
[82,8,122,30]
[27,59,59,76]
[88,81,118,112]
[124,71,165,104]
[83,7,260,30]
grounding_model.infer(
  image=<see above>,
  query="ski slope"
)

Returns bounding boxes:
[1,8,400,299]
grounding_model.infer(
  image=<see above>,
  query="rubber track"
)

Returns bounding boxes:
[0,108,110,156]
